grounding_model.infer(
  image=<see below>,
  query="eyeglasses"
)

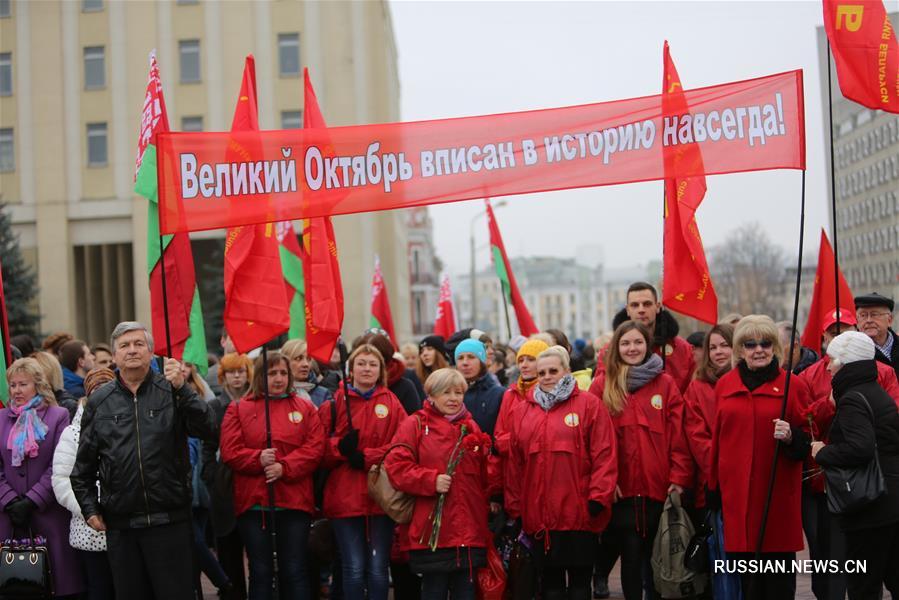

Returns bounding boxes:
[857,310,891,321]
[743,339,773,350]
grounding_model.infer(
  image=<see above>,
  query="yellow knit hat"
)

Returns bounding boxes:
[517,339,549,361]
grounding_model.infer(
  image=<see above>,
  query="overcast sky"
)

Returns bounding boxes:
[389,0,835,277]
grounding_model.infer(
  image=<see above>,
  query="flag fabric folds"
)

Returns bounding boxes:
[434,275,457,339]
[800,230,856,354]
[369,256,397,344]
[133,52,207,371]
[485,201,538,337]
[823,0,899,114]
[223,55,290,354]
[301,69,345,364]
[0,264,10,405]
[661,41,719,325]
[277,221,306,340]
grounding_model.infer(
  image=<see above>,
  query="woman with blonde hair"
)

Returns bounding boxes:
[589,322,692,600]
[710,315,812,599]
[2,358,82,597]
[281,339,332,408]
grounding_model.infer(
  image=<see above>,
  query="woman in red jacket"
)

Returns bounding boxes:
[385,368,491,600]
[220,351,325,600]
[318,344,408,600]
[710,315,812,600]
[507,346,617,600]
[683,323,734,509]
[589,321,692,600]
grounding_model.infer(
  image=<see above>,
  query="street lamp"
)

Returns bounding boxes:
[469,199,508,329]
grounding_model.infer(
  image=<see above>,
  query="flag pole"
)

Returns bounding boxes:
[261,344,280,598]
[157,198,173,368]
[826,42,842,334]
[500,283,513,341]
[755,168,807,567]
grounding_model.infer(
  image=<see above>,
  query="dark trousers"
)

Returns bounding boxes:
[420,569,475,600]
[331,515,394,600]
[597,498,663,600]
[802,490,847,600]
[390,560,422,600]
[193,507,230,591]
[78,549,115,600]
[543,565,592,600]
[106,520,195,600]
[728,551,796,600]
[217,528,248,600]
[237,509,312,600]
[845,522,899,600]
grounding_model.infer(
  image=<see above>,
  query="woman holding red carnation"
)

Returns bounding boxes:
[385,368,491,600]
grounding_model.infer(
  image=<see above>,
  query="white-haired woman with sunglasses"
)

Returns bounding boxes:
[709,315,813,600]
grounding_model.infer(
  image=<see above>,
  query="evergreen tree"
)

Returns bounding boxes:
[0,203,39,337]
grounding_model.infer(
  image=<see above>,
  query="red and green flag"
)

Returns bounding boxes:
[485,200,538,336]
[301,69,345,364]
[661,41,718,325]
[369,256,396,344]
[134,52,207,371]
[223,55,290,354]
[276,221,306,340]
[0,263,11,405]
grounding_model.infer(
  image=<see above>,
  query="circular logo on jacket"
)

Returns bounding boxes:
[651,394,663,410]
[665,344,674,356]
[374,403,389,419]
[288,411,303,424]
[563,412,580,427]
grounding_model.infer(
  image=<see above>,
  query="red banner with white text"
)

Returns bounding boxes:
[157,70,805,234]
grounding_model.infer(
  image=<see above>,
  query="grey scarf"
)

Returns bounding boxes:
[533,374,577,412]
[626,353,664,392]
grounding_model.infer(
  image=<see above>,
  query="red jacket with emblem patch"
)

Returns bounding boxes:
[506,386,617,536]
[710,368,811,553]
[589,372,692,502]
[683,378,718,507]
[594,336,696,394]
[385,403,490,551]
[220,392,325,516]
[318,385,407,519]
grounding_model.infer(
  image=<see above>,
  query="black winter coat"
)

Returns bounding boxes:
[201,390,241,536]
[815,360,899,531]
[72,371,217,529]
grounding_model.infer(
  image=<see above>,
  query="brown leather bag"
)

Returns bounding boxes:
[367,442,416,524]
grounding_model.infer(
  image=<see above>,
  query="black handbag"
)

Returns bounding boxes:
[683,512,712,573]
[0,534,51,599]
[823,392,887,515]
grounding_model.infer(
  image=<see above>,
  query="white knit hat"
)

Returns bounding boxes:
[826,331,876,365]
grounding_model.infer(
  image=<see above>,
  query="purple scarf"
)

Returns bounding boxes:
[7,396,48,467]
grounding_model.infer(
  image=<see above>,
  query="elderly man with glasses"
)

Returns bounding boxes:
[855,293,898,381]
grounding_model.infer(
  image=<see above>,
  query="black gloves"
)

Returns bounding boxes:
[338,429,360,457]
[347,451,366,471]
[588,500,604,517]
[5,497,36,528]
[705,487,722,512]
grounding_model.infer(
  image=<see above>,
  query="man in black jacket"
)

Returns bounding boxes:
[71,321,217,600]
[855,292,898,381]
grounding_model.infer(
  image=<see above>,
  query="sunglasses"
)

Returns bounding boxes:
[743,339,773,350]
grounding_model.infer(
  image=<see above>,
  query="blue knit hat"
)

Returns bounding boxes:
[454,339,487,364]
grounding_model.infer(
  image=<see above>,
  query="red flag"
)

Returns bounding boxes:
[369,256,396,344]
[800,230,856,354]
[302,69,345,364]
[223,56,290,353]
[434,274,457,339]
[823,0,899,114]
[485,201,538,337]
[661,41,718,325]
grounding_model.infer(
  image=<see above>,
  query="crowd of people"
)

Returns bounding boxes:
[2,282,898,600]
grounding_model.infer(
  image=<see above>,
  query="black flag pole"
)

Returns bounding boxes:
[261,344,280,598]
[500,284,513,342]
[826,42,843,334]
[755,168,807,566]
[156,195,174,372]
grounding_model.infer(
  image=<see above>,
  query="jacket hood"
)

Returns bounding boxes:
[611,307,681,344]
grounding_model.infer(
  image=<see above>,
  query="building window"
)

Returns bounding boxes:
[280,110,302,129]
[0,53,11,96]
[278,33,300,77]
[179,40,200,83]
[181,116,203,132]
[0,0,10,18]
[0,128,13,172]
[82,0,102,11]
[87,123,107,167]
[84,46,105,89]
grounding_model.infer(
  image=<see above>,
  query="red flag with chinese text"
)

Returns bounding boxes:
[661,41,718,325]
[800,230,856,354]
[223,55,290,353]
[823,0,899,114]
